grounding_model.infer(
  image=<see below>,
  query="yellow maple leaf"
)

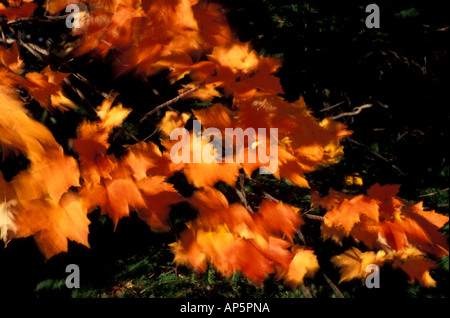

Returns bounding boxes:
[282,247,319,287]
[158,111,191,138]
[331,247,387,283]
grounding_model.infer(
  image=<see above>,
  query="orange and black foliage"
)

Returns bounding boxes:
[0,0,448,298]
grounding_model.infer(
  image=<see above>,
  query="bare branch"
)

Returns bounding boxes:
[117,127,140,143]
[7,14,72,26]
[303,214,324,221]
[244,175,280,203]
[71,73,111,100]
[136,85,199,126]
[296,229,307,245]
[235,174,252,212]
[0,26,6,45]
[261,190,279,202]
[302,206,320,215]
[320,100,346,112]
[417,188,449,199]
[300,284,314,298]
[331,104,373,120]
[17,33,48,61]
[347,137,404,173]
[139,127,159,143]
[322,273,345,298]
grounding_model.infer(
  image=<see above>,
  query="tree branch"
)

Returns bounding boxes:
[300,284,314,298]
[347,137,403,173]
[322,273,345,298]
[136,85,199,126]
[331,104,373,120]
[235,173,252,212]
[417,188,449,199]
[320,100,346,112]
[303,214,324,221]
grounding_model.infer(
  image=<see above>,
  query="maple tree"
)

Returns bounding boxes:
[0,0,448,296]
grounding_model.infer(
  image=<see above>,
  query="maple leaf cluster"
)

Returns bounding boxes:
[170,188,318,286]
[0,0,448,290]
[313,184,449,287]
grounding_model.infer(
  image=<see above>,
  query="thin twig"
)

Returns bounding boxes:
[417,188,449,199]
[331,104,373,120]
[376,100,389,109]
[17,32,47,61]
[296,229,307,245]
[64,77,98,113]
[322,273,345,298]
[347,137,403,173]
[245,175,279,202]
[140,127,159,143]
[300,284,314,298]
[302,206,319,215]
[7,14,72,26]
[136,86,199,126]
[320,100,346,112]
[303,214,324,221]
[261,190,278,202]
[116,126,140,143]
[0,26,6,45]
[235,174,252,212]
[115,85,199,143]
[71,73,111,99]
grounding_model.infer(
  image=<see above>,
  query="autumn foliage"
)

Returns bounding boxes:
[0,0,448,292]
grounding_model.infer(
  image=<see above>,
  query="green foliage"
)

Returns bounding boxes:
[35,279,66,292]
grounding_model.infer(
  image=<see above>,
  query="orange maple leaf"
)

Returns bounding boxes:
[74,98,183,231]
[79,161,147,228]
[1,89,85,257]
[192,103,235,133]
[236,96,350,187]
[0,43,23,74]
[0,89,60,159]
[136,176,184,232]
[10,149,80,202]
[323,196,379,237]
[43,0,80,15]
[73,97,131,185]
[332,247,440,287]
[170,187,310,285]
[255,200,303,242]
[24,66,76,112]
[391,247,439,287]
[0,1,36,21]
[315,184,449,258]
[14,192,90,259]
[181,42,283,101]
[162,130,241,188]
